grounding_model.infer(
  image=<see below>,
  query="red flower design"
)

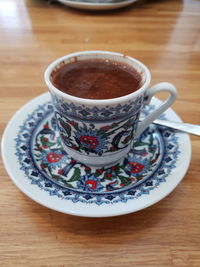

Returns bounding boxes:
[85,166,91,172]
[37,145,42,151]
[111,165,117,171]
[71,121,77,126]
[46,152,62,163]
[57,169,63,175]
[43,137,49,142]
[106,173,112,178]
[80,136,99,149]
[129,161,144,173]
[85,180,97,189]
[44,123,49,129]
[96,169,103,175]
[141,151,148,157]
[40,164,46,169]
[102,126,110,131]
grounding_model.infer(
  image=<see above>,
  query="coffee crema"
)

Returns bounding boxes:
[51,58,142,100]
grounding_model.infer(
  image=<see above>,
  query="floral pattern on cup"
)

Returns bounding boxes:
[55,111,140,155]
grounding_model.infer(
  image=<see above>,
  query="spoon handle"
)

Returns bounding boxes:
[153,119,200,136]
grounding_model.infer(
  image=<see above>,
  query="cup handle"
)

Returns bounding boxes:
[135,82,177,138]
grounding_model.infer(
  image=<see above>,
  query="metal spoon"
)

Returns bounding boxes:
[153,119,200,136]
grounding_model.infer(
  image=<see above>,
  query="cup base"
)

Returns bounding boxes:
[64,145,132,167]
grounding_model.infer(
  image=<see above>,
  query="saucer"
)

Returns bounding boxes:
[2,93,191,217]
[57,0,137,11]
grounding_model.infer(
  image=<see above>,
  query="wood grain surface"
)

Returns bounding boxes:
[0,0,200,266]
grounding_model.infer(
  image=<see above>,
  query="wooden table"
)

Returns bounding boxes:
[0,0,200,266]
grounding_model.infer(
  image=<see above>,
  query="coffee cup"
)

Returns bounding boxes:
[44,51,177,167]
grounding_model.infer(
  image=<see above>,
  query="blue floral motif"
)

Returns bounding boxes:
[15,102,180,205]
[75,128,109,155]
[124,157,150,176]
[40,150,68,169]
[77,175,104,192]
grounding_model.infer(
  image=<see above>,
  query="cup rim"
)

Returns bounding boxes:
[44,50,151,105]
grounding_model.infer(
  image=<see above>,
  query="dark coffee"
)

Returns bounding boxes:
[51,58,142,100]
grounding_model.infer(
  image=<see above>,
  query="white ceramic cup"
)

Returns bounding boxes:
[45,51,177,167]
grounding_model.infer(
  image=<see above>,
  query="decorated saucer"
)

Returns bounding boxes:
[2,93,191,217]
[57,0,138,11]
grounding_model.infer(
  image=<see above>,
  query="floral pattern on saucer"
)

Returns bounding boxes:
[33,118,162,192]
[15,102,180,205]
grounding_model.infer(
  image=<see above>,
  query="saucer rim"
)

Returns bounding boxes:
[57,0,138,11]
[1,93,192,217]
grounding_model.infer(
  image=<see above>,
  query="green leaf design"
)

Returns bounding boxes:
[102,172,113,181]
[134,141,148,147]
[94,170,103,178]
[40,136,55,147]
[67,168,81,182]
[59,118,71,137]
[97,128,108,137]
[52,174,60,179]
[60,180,74,188]
[52,175,74,188]
[63,182,74,188]
[115,164,121,173]
[118,176,132,186]
[40,163,48,168]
